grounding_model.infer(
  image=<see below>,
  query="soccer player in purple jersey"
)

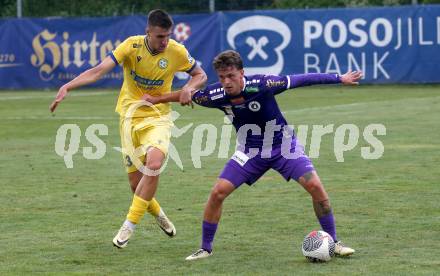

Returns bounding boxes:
[143,50,362,260]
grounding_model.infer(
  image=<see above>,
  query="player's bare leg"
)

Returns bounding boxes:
[298,171,355,256]
[135,147,164,200]
[186,178,235,260]
[128,170,142,193]
[113,147,175,248]
[204,178,236,223]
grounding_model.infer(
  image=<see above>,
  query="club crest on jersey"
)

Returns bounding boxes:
[248,101,261,112]
[158,58,168,69]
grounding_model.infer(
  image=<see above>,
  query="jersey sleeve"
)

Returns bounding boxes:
[261,75,290,95]
[265,73,342,95]
[288,73,341,88]
[110,37,133,65]
[175,44,197,73]
[192,89,220,108]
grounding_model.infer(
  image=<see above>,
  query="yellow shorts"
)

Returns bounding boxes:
[119,115,173,173]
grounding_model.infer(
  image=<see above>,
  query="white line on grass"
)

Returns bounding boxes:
[5,116,116,120]
[0,91,114,101]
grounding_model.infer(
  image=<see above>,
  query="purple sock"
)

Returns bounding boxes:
[318,213,337,242]
[201,220,218,252]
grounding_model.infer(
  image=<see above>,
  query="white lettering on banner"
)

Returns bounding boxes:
[324,19,347,48]
[394,18,402,50]
[227,15,291,75]
[374,51,390,79]
[304,21,322,48]
[348,52,366,73]
[418,17,433,45]
[438,17,440,44]
[348,19,368,48]
[30,29,121,81]
[304,53,320,73]
[304,16,440,49]
[325,53,341,75]
[369,18,393,47]
[304,51,389,79]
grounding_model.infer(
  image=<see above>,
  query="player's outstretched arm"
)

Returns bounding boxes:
[49,56,116,112]
[289,71,363,89]
[340,71,363,85]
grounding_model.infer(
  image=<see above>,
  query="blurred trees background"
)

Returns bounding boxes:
[1,0,439,18]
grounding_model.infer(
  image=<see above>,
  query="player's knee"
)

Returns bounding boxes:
[145,159,163,171]
[210,187,227,204]
[305,179,324,197]
[145,147,165,171]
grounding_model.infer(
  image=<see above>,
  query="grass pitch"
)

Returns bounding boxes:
[0,85,439,275]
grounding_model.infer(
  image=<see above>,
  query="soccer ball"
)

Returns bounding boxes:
[173,22,191,42]
[302,230,335,262]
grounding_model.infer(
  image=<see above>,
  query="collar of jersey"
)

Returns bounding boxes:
[144,36,160,56]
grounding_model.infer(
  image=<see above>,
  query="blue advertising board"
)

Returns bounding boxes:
[0,5,439,89]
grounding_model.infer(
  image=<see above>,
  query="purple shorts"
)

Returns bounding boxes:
[219,140,314,188]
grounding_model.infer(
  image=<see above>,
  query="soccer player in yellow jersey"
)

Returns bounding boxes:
[50,10,207,248]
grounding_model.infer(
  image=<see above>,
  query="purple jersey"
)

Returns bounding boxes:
[192,73,341,151]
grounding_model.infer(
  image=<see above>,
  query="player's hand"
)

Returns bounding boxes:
[180,87,194,108]
[141,94,160,105]
[340,71,363,85]
[50,86,68,112]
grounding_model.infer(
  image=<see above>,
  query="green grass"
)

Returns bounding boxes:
[0,85,439,275]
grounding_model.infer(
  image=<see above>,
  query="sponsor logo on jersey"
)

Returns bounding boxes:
[130,70,164,88]
[194,95,209,104]
[245,86,259,93]
[266,79,285,88]
[136,56,142,62]
[132,43,141,48]
[211,94,224,100]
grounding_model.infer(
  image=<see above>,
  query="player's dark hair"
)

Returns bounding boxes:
[147,9,173,29]
[213,50,244,71]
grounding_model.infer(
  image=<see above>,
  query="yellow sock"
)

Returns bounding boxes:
[147,198,161,217]
[126,195,149,224]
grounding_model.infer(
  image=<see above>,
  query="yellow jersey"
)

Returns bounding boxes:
[111,36,196,118]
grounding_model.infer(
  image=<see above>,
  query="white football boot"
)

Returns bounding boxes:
[112,224,133,249]
[185,249,213,261]
[334,241,355,256]
[155,208,176,237]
